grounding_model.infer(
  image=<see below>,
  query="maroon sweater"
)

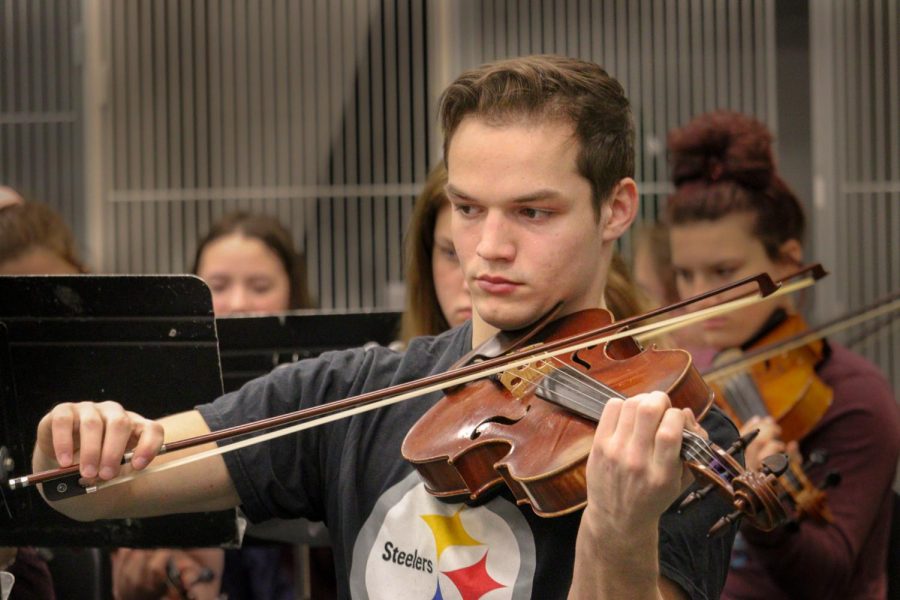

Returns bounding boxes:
[722,342,900,600]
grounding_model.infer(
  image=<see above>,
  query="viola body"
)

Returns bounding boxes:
[401,309,713,517]
[710,314,832,442]
[706,313,836,522]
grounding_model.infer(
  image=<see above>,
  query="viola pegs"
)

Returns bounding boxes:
[678,483,714,512]
[726,429,761,456]
[822,471,842,489]
[708,509,743,538]
[803,448,829,470]
[761,452,790,477]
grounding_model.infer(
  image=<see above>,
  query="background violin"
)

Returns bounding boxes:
[701,311,835,524]
[698,290,900,524]
[706,312,832,443]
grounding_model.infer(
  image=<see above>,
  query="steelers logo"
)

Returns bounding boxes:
[350,471,536,599]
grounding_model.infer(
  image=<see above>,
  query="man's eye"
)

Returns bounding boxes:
[521,207,549,219]
[714,267,736,279]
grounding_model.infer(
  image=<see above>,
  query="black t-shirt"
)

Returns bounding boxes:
[198,322,737,599]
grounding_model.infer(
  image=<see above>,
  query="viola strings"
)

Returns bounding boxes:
[723,373,767,424]
[512,359,731,476]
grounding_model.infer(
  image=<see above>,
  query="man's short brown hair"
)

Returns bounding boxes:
[439,55,634,216]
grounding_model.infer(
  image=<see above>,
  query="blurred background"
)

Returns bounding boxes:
[0,0,897,390]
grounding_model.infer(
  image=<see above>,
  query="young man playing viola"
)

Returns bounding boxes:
[33,56,739,599]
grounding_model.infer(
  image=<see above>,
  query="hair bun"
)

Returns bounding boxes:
[668,110,775,190]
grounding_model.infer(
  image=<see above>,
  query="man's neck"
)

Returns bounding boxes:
[470,300,612,349]
[471,316,500,348]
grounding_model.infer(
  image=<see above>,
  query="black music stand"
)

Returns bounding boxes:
[216,310,402,392]
[0,275,238,547]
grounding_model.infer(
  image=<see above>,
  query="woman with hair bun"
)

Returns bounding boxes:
[666,110,899,599]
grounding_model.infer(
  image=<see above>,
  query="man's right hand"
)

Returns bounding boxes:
[34,401,164,481]
[32,404,240,521]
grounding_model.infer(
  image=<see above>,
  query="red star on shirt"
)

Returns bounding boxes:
[441,550,506,600]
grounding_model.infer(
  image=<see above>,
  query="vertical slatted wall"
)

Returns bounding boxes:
[0,0,84,243]
[105,0,430,309]
[102,0,776,308]
[4,0,897,395]
[455,0,778,244]
[811,0,899,394]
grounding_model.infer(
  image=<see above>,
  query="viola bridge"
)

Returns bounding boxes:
[499,356,554,399]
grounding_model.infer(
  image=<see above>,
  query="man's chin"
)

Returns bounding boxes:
[476,305,545,333]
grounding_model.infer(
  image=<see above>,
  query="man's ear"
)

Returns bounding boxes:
[601,177,639,242]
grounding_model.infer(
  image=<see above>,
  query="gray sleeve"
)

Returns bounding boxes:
[197,347,394,523]
[658,407,741,600]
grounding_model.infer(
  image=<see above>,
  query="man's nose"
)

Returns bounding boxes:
[475,211,515,262]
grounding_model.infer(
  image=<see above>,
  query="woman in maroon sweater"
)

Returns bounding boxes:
[664,110,900,599]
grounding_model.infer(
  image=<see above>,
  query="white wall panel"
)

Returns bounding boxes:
[811,0,899,394]
[0,0,84,246]
[104,0,430,310]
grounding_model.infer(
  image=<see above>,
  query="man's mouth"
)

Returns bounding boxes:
[475,275,520,295]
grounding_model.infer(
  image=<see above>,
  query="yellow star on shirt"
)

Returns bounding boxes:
[420,509,483,559]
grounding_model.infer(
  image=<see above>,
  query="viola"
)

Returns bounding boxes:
[706,312,832,443]
[704,292,900,523]
[702,312,836,523]
[402,307,787,535]
[703,288,900,437]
